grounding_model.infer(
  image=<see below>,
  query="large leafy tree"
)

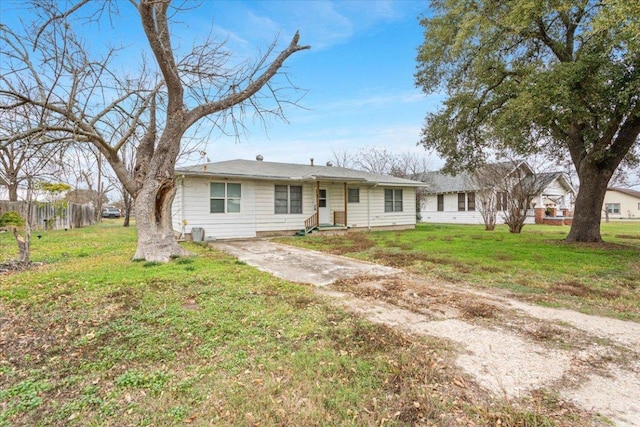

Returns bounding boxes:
[415,0,640,242]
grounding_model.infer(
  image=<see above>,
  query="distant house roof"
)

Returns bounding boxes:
[177,159,427,187]
[423,161,574,195]
[424,170,473,193]
[521,172,575,194]
[608,187,640,199]
[423,161,522,193]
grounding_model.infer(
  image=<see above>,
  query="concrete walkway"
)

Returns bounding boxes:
[211,239,400,286]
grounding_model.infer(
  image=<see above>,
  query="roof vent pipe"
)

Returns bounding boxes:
[310,158,314,166]
[326,161,333,167]
[256,154,263,161]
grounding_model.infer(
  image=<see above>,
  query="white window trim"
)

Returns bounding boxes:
[275,185,303,214]
[384,188,403,213]
[210,182,241,214]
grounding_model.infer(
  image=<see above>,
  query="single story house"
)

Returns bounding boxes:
[602,187,640,220]
[172,158,427,240]
[419,161,575,225]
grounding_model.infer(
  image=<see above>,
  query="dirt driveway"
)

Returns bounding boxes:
[213,239,640,427]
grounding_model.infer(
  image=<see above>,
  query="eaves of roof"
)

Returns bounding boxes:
[177,160,427,187]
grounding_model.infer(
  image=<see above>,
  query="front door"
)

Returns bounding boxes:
[318,188,330,224]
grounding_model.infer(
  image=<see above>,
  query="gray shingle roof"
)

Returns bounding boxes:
[423,170,474,193]
[423,161,574,195]
[423,161,520,193]
[177,159,426,187]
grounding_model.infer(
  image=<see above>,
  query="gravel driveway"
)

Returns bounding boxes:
[212,239,640,427]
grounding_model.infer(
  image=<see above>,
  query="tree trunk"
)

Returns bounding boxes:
[566,167,612,243]
[132,177,191,262]
[12,227,29,263]
[8,180,18,202]
[122,188,132,227]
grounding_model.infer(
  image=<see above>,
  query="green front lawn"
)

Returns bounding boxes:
[280,222,640,321]
[0,222,598,426]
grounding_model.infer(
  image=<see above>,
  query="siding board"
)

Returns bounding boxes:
[173,178,418,238]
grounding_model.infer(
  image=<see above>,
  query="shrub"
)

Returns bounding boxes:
[0,211,26,228]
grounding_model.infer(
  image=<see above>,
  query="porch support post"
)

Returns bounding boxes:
[316,181,320,225]
[343,182,348,226]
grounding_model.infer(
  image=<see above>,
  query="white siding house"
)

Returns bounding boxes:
[420,161,575,225]
[172,159,424,240]
[602,188,640,220]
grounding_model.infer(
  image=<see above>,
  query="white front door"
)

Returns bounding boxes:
[319,188,330,224]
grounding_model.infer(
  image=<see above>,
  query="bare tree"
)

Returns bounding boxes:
[0,0,310,262]
[330,148,355,168]
[332,146,432,220]
[354,146,397,175]
[469,171,498,231]
[471,161,542,233]
[57,145,115,221]
[0,106,68,201]
[389,151,431,221]
[502,167,540,234]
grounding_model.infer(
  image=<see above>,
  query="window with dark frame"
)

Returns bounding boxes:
[458,193,465,211]
[290,186,302,214]
[318,189,327,208]
[384,189,403,212]
[348,188,360,203]
[437,194,444,211]
[467,192,475,211]
[275,185,303,214]
[210,182,241,214]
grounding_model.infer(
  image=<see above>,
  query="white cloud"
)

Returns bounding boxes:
[316,90,431,112]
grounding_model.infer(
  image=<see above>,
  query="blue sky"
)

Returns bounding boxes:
[185,0,442,167]
[1,0,442,169]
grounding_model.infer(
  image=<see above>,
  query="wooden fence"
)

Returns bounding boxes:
[0,201,96,230]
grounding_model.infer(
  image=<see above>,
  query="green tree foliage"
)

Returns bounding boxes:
[415,0,640,242]
[37,182,72,195]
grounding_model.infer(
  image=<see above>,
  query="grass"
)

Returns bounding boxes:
[279,222,640,321]
[0,221,610,426]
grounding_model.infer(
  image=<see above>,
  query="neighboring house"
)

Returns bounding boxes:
[603,187,640,220]
[420,161,575,225]
[172,158,426,240]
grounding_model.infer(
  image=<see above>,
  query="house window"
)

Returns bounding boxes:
[458,193,466,211]
[496,192,508,211]
[606,203,620,214]
[384,189,403,212]
[210,182,241,213]
[348,188,360,203]
[275,185,303,214]
[467,192,476,211]
[318,189,327,208]
[437,194,444,211]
